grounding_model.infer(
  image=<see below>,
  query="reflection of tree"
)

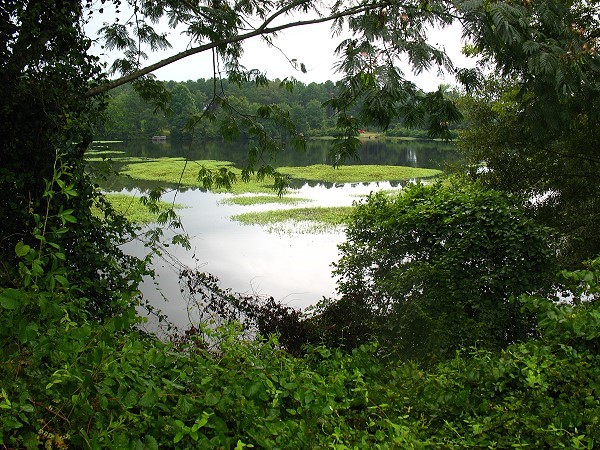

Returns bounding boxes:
[90,140,458,192]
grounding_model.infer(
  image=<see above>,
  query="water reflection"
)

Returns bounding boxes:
[130,186,347,328]
[94,138,459,328]
[98,137,457,170]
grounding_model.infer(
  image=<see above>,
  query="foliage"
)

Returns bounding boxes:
[3,0,600,447]
[179,270,315,356]
[119,157,441,194]
[99,79,339,140]
[385,125,458,140]
[327,182,558,361]
[0,1,163,321]
[386,306,600,448]
[220,195,311,206]
[2,228,600,447]
[1,0,102,278]
[98,79,459,141]
[456,0,600,266]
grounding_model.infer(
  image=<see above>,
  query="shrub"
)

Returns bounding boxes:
[327,182,558,362]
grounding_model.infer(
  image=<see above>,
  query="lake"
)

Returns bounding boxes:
[94,138,459,329]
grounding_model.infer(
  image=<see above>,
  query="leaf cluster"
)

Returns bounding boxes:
[328,182,557,361]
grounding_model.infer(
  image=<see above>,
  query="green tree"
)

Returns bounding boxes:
[3,2,600,447]
[168,84,198,139]
[305,99,326,130]
[0,0,155,320]
[328,183,557,361]
[289,103,310,133]
[455,0,600,266]
[103,84,162,139]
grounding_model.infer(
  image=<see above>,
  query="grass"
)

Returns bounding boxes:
[231,206,354,233]
[104,157,447,233]
[120,158,280,194]
[277,164,441,183]
[119,158,442,194]
[221,195,312,206]
[100,193,184,224]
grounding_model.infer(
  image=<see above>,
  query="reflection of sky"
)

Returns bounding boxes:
[130,183,399,328]
[102,139,459,329]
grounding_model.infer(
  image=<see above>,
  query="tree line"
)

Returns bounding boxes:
[98,78,448,140]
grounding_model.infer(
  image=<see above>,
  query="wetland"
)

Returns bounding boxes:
[88,137,459,327]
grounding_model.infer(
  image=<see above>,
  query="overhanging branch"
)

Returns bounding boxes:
[85,0,406,98]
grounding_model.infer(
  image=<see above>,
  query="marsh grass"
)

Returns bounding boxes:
[86,150,126,155]
[221,195,312,206]
[120,158,279,193]
[101,193,184,224]
[231,206,353,233]
[277,164,441,183]
[119,158,442,194]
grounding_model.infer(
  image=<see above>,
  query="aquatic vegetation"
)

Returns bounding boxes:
[277,164,441,183]
[120,158,278,193]
[119,157,442,194]
[221,195,312,206]
[231,206,353,233]
[101,193,184,224]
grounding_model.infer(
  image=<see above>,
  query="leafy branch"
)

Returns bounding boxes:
[86,0,427,97]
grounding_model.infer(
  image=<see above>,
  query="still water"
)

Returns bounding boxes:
[97,138,458,328]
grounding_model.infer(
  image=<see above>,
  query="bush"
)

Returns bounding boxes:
[326,182,558,362]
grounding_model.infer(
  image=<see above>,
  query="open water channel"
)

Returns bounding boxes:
[95,138,459,328]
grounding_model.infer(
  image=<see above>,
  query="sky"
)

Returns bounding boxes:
[86,3,476,92]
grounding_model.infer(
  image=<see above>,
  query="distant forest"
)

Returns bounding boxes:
[97,79,456,141]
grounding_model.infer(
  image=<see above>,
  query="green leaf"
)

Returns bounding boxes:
[18,321,38,343]
[62,213,77,223]
[0,288,27,310]
[15,241,31,258]
[144,435,159,450]
[139,390,158,407]
[204,391,220,406]
[20,403,34,413]
[194,412,211,429]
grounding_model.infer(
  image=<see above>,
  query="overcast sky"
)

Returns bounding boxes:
[86,5,476,92]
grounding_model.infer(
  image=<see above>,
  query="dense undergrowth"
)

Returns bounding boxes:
[2,169,600,447]
[2,268,600,448]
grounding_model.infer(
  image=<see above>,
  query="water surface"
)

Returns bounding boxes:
[95,138,458,328]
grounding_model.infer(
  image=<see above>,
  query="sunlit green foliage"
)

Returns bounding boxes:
[120,158,283,193]
[278,164,441,183]
[98,193,184,225]
[119,157,441,193]
[3,0,600,447]
[326,182,557,361]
